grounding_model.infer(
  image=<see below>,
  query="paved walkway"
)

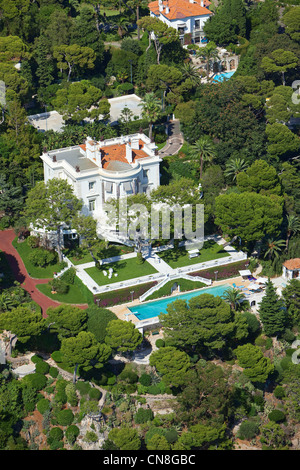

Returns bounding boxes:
[144,252,174,275]
[158,119,184,157]
[0,230,88,317]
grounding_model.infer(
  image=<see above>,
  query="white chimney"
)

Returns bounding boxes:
[166,5,170,14]
[201,0,204,7]
[131,138,140,150]
[159,0,164,11]
[126,141,133,163]
[86,137,96,160]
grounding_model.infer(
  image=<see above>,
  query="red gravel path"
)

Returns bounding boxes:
[0,229,88,317]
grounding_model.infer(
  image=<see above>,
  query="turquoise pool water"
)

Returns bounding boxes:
[213,71,235,82]
[129,284,230,321]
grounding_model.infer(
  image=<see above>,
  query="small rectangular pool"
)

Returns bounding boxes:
[129,284,230,321]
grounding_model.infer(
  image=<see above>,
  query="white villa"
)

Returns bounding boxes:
[149,0,212,45]
[40,133,161,242]
[282,259,300,281]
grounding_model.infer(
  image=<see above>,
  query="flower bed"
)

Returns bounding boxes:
[94,281,158,308]
[189,260,249,280]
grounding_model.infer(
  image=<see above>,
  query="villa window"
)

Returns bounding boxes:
[143,169,149,179]
[194,20,200,30]
[89,199,96,212]
[178,27,185,35]
[105,182,113,193]
[89,181,96,191]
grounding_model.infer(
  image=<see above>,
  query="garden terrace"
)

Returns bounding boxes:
[85,258,158,287]
[158,240,229,269]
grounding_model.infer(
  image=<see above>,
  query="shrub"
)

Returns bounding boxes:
[31,354,44,364]
[147,385,161,395]
[238,420,260,440]
[118,369,138,384]
[56,409,74,426]
[134,407,154,424]
[49,277,69,294]
[282,328,296,343]
[23,373,47,391]
[51,351,64,363]
[29,248,57,267]
[145,427,166,444]
[268,410,286,423]
[60,267,76,285]
[49,439,64,450]
[155,339,165,348]
[139,373,151,387]
[26,235,40,248]
[49,366,59,378]
[49,426,64,441]
[56,378,68,392]
[274,386,285,400]
[54,390,67,406]
[165,428,178,444]
[136,252,144,265]
[107,375,116,385]
[37,398,51,415]
[89,388,102,401]
[76,381,91,396]
[86,306,117,343]
[65,425,80,444]
[84,431,98,443]
[35,361,50,375]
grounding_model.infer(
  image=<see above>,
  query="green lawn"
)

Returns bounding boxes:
[159,241,229,269]
[85,258,158,286]
[65,244,134,266]
[36,276,94,305]
[12,238,64,279]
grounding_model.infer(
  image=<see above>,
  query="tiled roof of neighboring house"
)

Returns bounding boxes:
[149,0,212,20]
[283,259,300,270]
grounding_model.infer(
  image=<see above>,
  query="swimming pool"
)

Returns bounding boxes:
[213,71,235,82]
[129,284,230,321]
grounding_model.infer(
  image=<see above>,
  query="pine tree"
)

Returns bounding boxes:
[258,279,286,337]
[34,35,54,90]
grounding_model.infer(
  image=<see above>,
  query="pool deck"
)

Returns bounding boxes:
[108,275,252,325]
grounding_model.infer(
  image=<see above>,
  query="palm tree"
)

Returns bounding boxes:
[139,92,162,141]
[224,157,248,182]
[180,62,201,86]
[127,0,148,40]
[114,16,131,39]
[190,135,216,179]
[222,287,245,311]
[286,214,300,252]
[197,41,220,78]
[264,237,286,261]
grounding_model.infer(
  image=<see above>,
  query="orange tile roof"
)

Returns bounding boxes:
[283,259,300,270]
[99,140,149,170]
[149,0,212,20]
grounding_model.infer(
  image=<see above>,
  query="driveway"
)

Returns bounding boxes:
[0,230,88,317]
